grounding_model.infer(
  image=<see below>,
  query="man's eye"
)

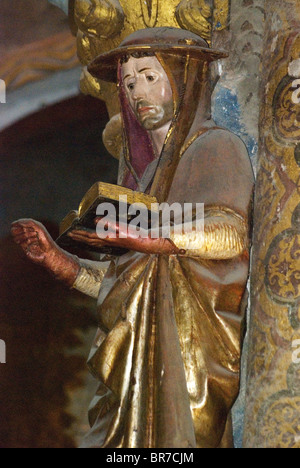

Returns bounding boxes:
[146,75,155,82]
[127,83,135,90]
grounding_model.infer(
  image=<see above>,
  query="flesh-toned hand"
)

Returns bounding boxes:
[68,217,182,255]
[11,219,80,287]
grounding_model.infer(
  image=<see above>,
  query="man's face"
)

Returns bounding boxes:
[122,56,174,130]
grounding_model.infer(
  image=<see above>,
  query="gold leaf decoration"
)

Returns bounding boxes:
[73,0,230,106]
[74,0,125,39]
[176,0,213,42]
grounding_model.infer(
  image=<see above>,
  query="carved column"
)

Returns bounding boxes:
[243,0,300,448]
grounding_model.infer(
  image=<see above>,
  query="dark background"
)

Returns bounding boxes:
[0,94,119,447]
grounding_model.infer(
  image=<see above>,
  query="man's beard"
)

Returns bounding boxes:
[135,100,173,130]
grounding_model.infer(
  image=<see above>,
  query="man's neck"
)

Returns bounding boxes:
[149,121,172,158]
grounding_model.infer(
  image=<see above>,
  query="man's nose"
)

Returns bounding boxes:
[132,78,147,101]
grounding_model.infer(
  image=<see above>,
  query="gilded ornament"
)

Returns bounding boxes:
[254,364,300,448]
[267,234,300,303]
[11,1,231,141]
[265,204,300,329]
[265,34,300,144]
[74,0,125,39]
[70,0,230,157]
[244,1,300,448]
[102,113,123,159]
[175,0,213,41]
[140,0,159,27]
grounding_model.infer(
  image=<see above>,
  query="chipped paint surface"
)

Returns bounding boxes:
[243,0,300,448]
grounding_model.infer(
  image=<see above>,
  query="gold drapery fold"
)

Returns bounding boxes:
[83,243,249,448]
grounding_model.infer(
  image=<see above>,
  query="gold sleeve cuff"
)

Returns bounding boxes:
[72,260,108,299]
[170,208,249,260]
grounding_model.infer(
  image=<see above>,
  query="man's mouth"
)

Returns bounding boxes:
[137,106,154,115]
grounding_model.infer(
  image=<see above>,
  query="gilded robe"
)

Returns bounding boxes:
[73,38,254,448]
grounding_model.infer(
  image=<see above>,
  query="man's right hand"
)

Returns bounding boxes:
[11,219,80,287]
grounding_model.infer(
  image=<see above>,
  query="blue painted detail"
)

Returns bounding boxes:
[48,0,68,15]
[212,86,258,448]
[232,404,245,448]
[212,86,258,163]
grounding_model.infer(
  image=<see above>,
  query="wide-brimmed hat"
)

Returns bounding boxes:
[88,27,228,83]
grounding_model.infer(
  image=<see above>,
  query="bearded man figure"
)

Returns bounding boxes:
[11,28,254,448]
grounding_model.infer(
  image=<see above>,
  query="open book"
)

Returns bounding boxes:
[57,182,159,256]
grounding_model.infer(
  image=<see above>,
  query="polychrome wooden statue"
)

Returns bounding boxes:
[12,27,254,448]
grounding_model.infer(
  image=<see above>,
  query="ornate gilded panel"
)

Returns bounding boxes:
[244,1,300,448]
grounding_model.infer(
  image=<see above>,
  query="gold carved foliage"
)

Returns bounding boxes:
[264,204,300,330]
[253,31,300,338]
[257,394,300,448]
[266,233,300,305]
[275,79,300,141]
[272,35,300,143]
[256,32,300,259]
[263,34,300,146]
[74,0,125,39]
[176,0,213,41]
[72,0,230,113]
